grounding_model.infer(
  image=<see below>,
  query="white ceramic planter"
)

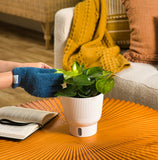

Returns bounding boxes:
[61,94,104,137]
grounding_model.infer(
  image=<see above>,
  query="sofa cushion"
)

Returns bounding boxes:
[116,62,158,82]
[106,0,130,49]
[106,62,158,110]
[54,7,158,110]
[122,0,158,64]
[143,73,158,90]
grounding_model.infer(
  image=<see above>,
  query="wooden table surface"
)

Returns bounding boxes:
[0,97,158,160]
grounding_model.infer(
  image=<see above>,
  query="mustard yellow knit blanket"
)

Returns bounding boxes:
[63,0,130,73]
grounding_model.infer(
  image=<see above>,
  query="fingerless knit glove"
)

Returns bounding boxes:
[12,67,63,98]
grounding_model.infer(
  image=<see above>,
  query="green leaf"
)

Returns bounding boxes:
[96,77,115,94]
[86,67,104,78]
[80,63,85,72]
[97,71,114,81]
[102,70,113,77]
[55,69,66,74]
[71,61,86,73]
[64,71,80,80]
[55,61,115,98]
[78,86,92,95]
[73,74,92,86]
[71,61,80,73]
[55,85,77,97]
[64,78,73,85]
[78,92,91,98]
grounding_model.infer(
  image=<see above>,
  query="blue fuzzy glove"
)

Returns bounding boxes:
[12,67,63,97]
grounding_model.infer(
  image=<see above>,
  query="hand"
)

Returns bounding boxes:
[20,62,52,69]
[12,67,63,97]
[0,61,52,73]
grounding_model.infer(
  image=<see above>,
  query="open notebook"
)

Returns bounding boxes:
[0,106,58,140]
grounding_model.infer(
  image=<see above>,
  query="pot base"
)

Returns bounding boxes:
[69,123,97,137]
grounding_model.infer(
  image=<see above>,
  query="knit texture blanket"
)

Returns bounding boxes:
[63,0,130,73]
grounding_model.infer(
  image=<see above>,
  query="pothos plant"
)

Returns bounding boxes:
[55,61,115,98]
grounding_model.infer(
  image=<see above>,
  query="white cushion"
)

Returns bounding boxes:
[106,62,158,109]
[54,7,74,69]
[143,73,158,90]
[116,62,158,82]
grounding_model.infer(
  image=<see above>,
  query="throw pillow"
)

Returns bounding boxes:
[122,0,158,64]
[106,0,130,49]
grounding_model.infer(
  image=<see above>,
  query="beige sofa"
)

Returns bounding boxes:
[0,0,81,49]
[54,5,158,110]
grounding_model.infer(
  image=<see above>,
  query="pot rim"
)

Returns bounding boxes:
[60,93,104,100]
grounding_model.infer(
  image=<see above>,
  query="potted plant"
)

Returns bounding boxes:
[55,61,114,137]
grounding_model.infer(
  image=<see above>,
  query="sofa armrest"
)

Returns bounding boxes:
[54,7,74,69]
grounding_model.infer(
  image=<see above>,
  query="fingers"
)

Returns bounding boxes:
[33,68,57,74]
[21,62,52,69]
[40,63,52,69]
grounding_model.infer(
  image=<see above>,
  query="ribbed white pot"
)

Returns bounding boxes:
[61,94,104,137]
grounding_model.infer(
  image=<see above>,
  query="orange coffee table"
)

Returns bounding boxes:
[0,98,158,159]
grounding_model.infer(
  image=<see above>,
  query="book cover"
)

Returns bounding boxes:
[0,106,58,140]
